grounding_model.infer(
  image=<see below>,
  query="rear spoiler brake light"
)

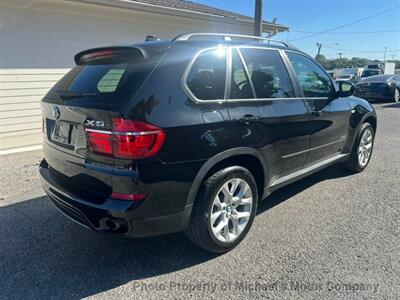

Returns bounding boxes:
[74,46,148,65]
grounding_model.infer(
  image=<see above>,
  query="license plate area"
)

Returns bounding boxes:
[51,121,74,147]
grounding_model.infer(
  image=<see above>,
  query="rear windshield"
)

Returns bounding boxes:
[48,49,163,103]
[362,70,380,77]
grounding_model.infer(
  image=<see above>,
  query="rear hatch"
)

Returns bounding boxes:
[42,46,165,203]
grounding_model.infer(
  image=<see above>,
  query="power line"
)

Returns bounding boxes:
[290,29,400,35]
[322,45,400,54]
[290,4,400,41]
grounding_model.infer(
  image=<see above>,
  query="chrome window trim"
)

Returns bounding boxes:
[181,46,228,104]
[236,48,257,98]
[225,97,302,103]
[225,47,232,100]
[182,46,333,104]
[234,45,284,51]
[358,81,391,84]
[223,97,330,103]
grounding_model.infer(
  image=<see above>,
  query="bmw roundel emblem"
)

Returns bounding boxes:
[52,106,60,119]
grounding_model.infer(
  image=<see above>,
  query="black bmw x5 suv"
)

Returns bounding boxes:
[40,33,377,253]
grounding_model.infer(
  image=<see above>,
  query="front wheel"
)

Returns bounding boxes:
[185,166,258,253]
[394,88,400,103]
[342,122,375,172]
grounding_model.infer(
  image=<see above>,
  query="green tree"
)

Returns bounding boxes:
[349,57,369,68]
[315,54,331,69]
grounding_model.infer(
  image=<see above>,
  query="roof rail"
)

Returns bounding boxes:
[173,32,294,48]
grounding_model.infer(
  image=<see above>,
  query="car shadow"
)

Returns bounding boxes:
[0,196,219,299]
[1,165,350,299]
[382,102,400,108]
[258,164,351,214]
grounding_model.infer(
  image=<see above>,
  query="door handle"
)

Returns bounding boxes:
[311,110,322,117]
[238,114,260,125]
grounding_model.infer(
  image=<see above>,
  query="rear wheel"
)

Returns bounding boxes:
[342,122,374,172]
[185,166,258,253]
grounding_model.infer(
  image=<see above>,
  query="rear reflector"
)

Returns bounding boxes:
[85,118,165,159]
[111,192,146,201]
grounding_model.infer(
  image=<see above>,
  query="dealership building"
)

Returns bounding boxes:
[0,0,288,153]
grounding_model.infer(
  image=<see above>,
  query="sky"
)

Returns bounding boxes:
[194,0,400,60]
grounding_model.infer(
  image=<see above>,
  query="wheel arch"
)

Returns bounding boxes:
[184,148,268,210]
[363,114,377,132]
[346,111,377,155]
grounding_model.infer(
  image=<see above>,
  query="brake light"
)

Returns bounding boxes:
[79,50,114,63]
[87,131,113,155]
[85,118,165,159]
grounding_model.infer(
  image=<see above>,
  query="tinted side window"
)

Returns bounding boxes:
[286,52,334,98]
[230,49,254,99]
[239,48,295,98]
[186,48,226,100]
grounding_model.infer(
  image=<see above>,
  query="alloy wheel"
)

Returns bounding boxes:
[358,128,373,167]
[210,178,253,243]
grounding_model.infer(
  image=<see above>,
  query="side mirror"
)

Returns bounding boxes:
[336,80,355,97]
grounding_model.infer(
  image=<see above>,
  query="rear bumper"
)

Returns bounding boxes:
[39,159,192,237]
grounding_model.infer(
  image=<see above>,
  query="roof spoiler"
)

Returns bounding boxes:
[74,46,149,65]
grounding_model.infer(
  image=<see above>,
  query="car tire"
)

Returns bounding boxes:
[342,122,375,173]
[185,166,258,253]
[394,88,400,103]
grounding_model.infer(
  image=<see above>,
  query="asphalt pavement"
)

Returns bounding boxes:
[0,102,399,299]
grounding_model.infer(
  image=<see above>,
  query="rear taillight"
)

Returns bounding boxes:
[86,131,113,155]
[85,117,165,159]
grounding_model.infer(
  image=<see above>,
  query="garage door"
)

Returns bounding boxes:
[0,69,69,153]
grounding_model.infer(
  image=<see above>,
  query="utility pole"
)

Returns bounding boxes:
[390,54,396,61]
[254,0,263,37]
[316,43,322,56]
[383,46,388,62]
[338,52,344,61]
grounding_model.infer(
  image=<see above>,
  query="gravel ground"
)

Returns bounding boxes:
[0,103,399,299]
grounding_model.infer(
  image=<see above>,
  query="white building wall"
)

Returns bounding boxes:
[0,0,252,153]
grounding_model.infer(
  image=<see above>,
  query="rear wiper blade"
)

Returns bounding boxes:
[56,90,97,99]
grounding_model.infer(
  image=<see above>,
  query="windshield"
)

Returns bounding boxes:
[47,50,163,103]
